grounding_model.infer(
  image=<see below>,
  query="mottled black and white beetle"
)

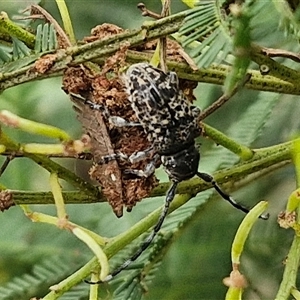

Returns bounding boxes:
[87,63,268,283]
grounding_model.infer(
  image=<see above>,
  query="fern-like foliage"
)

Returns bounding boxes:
[58,283,90,300]
[272,0,300,39]
[0,38,31,64]
[179,0,297,65]
[0,23,57,73]
[34,23,58,53]
[179,0,258,93]
[0,255,86,300]
[179,0,232,68]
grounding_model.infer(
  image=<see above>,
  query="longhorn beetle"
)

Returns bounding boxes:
[86,63,269,283]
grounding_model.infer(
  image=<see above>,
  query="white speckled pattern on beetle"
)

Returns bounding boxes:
[124,63,202,156]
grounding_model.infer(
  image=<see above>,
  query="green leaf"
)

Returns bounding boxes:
[179,0,232,68]
[272,0,300,39]
[0,255,85,300]
[12,37,31,60]
[0,46,10,63]
[35,23,58,53]
[0,23,57,72]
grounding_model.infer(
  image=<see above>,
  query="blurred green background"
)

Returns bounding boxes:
[0,1,299,299]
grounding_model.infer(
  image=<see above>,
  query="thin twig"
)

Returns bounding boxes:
[137,1,170,71]
[159,0,171,72]
[21,4,72,47]
[200,74,252,120]
[1,12,300,95]
[261,47,300,63]
[0,151,92,159]
[137,3,162,19]
[0,11,188,92]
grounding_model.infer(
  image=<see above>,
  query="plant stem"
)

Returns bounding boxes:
[9,190,102,205]
[0,11,35,48]
[251,44,300,83]
[43,193,192,299]
[1,12,300,95]
[7,140,292,205]
[275,139,300,299]
[0,130,99,198]
[39,141,293,298]
[50,172,67,219]
[55,0,76,45]
[0,110,72,141]
[275,235,300,300]
[202,123,254,160]
[27,153,99,197]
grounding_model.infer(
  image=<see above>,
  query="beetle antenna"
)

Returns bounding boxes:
[196,172,269,220]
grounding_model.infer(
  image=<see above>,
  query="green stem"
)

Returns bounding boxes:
[26,153,99,197]
[154,141,291,198]
[292,139,300,186]
[231,201,268,265]
[275,235,300,300]
[202,123,254,160]
[106,193,191,256]
[21,207,106,245]
[42,193,192,299]
[39,141,294,298]
[0,12,35,48]
[10,190,102,205]
[251,44,300,83]
[127,50,300,95]
[275,139,300,299]
[7,140,292,205]
[0,131,99,198]
[0,13,300,95]
[72,227,109,281]
[55,0,76,44]
[0,110,71,141]
[50,172,67,219]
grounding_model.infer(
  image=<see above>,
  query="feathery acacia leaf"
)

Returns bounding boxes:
[0,23,57,71]
[0,255,85,300]
[272,0,300,39]
[179,0,232,68]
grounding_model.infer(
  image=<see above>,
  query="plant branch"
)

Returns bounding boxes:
[275,139,300,299]
[250,44,300,83]
[8,140,292,205]
[261,46,300,63]
[44,148,287,297]
[26,153,99,197]
[55,0,75,45]
[10,190,101,205]
[0,11,35,48]
[1,12,300,95]
[0,130,99,198]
